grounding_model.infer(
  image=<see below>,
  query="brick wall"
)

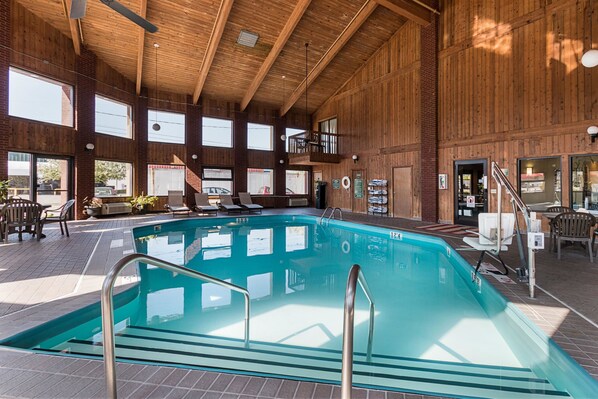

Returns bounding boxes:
[185,95,202,206]
[74,48,96,219]
[136,88,148,197]
[0,0,10,181]
[234,110,248,194]
[420,14,439,222]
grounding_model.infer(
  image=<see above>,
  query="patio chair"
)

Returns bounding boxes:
[0,200,44,243]
[546,206,572,252]
[193,193,218,216]
[164,190,190,218]
[43,199,75,237]
[552,212,595,263]
[461,213,515,276]
[238,192,263,214]
[218,194,243,214]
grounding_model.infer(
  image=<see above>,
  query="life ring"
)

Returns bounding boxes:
[341,176,351,189]
[341,240,351,254]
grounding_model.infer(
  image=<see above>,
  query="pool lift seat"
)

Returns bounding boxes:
[461,213,516,277]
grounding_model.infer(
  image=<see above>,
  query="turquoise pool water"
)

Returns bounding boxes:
[2,215,597,398]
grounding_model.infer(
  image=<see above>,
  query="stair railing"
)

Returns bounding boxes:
[101,253,251,399]
[341,264,375,399]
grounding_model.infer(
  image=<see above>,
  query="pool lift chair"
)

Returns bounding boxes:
[460,162,540,298]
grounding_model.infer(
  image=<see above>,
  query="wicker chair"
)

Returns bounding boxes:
[552,212,596,262]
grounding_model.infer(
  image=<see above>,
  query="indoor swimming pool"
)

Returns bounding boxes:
[2,215,597,398]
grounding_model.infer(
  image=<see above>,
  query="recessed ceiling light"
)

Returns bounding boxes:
[237,30,259,48]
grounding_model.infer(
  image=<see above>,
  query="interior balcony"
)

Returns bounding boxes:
[287,131,342,165]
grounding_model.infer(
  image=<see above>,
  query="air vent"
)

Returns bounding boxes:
[237,30,259,48]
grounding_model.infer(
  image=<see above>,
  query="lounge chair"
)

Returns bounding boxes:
[194,193,218,216]
[218,194,243,214]
[238,192,263,214]
[43,199,75,237]
[165,190,190,217]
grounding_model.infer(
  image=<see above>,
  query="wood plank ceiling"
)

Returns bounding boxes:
[14,0,434,115]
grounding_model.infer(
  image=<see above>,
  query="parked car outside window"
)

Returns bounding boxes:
[202,187,231,195]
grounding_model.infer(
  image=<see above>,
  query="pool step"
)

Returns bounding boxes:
[40,326,570,399]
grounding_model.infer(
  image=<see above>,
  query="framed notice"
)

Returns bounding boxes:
[332,179,341,189]
[438,174,448,190]
[354,178,364,199]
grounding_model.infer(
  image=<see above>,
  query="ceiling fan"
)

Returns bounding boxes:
[70,0,158,33]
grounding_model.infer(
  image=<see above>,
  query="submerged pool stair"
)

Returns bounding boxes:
[38,325,571,399]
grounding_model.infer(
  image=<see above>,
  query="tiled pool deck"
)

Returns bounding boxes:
[0,209,596,398]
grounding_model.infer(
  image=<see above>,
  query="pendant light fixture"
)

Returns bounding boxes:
[152,42,161,132]
[305,42,309,134]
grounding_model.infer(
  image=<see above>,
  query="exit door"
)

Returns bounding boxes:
[454,160,487,226]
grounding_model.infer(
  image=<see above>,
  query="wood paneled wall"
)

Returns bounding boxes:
[437,0,597,222]
[312,22,422,216]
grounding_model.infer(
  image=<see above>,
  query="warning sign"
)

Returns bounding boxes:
[466,195,476,208]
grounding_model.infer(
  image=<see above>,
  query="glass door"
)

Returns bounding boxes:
[36,157,72,209]
[7,152,73,209]
[454,160,488,226]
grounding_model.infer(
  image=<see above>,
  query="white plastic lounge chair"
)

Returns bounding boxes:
[238,192,263,214]
[165,190,190,217]
[462,213,515,276]
[194,193,218,216]
[218,194,243,214]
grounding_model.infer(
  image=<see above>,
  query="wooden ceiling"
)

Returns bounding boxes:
[15,0,435,115]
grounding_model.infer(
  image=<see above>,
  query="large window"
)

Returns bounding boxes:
[94,160,132,197]
[148,165,185,196]
[202,168,233,196]
[570,155,598,210]
[286,170,308,195]
[247,168,274,195]
[148,110,185,144]
[203,117,233,148]
[248,123,273,151]
[318,117,337,133]
[9,67,73,127]
[518,157,561,212]
[95,95,132,138]
[94,160,133,197]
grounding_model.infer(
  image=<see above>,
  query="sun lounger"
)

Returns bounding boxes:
[218,194,243,214]
[238,192,263,214]
[194,193,218,215]
[165,190,190,217]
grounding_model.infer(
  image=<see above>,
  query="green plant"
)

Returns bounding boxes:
[130,193,159,209]
[82,196,102,208]
[0,180,10,203]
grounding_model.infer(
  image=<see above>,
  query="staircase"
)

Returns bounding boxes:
[36,326,570,399]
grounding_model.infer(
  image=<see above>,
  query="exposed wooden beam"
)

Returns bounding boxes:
[374,0,432,26]
[61,0,81,55]
[135,0,148,95]
[192,0,234,104]
[280,0,377,117]
[240,0,312,112]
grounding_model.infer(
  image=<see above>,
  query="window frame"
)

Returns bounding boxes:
[94,159,133,198]
[202,116,233,148]
[147,164,186,196]
[147,109,186,144]
[517,156,562,212]
[247,168,274,195]
[247,122,274,151]
[285,169,309,195]
[9,66,74,127]
[202,167,234,196]
[95,94,133,139]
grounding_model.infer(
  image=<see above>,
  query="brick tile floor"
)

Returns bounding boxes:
[0,209,596,398]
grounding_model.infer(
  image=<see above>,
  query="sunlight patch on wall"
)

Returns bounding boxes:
[546,32,585,74]
[472,16,512,56]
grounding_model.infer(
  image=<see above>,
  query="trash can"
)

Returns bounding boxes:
[315,181,327,209]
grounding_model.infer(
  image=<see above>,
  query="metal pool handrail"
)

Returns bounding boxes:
[319,206,334,224]
[341,264,375,399]
[101,253,251,399]
[319,207,343,225]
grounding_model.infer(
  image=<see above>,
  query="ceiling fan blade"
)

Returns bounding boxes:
[69,0,87,19]
[100,0,158,33]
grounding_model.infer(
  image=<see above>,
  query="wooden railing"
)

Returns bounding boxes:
[288,131,339,155]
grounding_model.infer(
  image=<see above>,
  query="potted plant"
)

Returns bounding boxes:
[0,180,10,203]
[130,193,158,214]
[82,196,102,218]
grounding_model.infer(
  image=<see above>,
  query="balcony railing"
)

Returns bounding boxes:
[288,131,339,155]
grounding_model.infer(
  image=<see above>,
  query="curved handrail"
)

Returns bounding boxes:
[329,207,343,222]
[101,253,251,399]
[341,264,375,399]
[320,206,334,224]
